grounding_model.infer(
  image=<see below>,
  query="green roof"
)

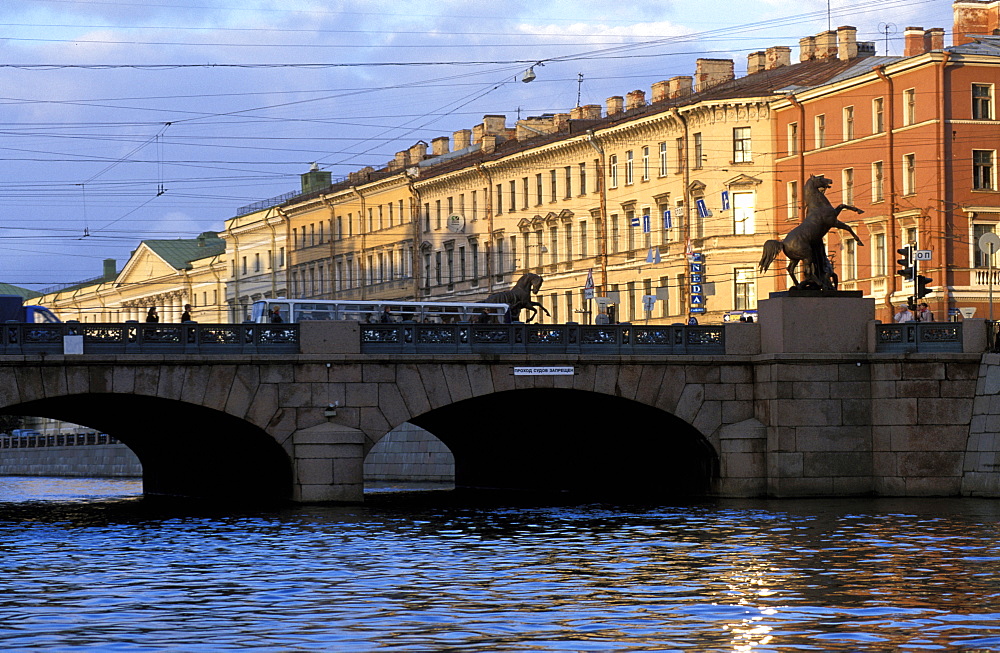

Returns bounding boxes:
[143,232,226,270]
[0,283,41,300]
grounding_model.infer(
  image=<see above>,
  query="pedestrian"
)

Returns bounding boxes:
[894,304,914,323]
[145,307,159,323]
[269,306,283,323]
[595,310,610,325]
[917,302,934,322]
[380,306,392,323]
[687,316,699,326]
[180,304,192,322]
[475,308,492,324]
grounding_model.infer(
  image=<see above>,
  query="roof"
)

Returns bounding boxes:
[949,34,1000,56]
[0,283,40,300]
[141,232,225,270]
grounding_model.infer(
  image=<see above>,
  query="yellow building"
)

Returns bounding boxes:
[36,232,227,323]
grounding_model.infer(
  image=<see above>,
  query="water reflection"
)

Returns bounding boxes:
[0,478,999,651]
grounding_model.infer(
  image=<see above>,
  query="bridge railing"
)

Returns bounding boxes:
[360,323,726,355]
[0,322,299,355]
[874,322,963,353]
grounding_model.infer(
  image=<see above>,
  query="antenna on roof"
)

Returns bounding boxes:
[576,73,583,108]
[878,22,897,55]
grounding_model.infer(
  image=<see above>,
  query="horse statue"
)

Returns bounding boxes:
[483,273,551,322]
[758,174,865,290]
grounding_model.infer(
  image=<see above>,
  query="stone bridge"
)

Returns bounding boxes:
[1,295,999,503]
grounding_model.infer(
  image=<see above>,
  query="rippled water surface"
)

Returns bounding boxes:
[2,477,1000,651]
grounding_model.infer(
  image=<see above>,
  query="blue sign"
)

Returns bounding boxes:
[691,284,703,295]
[630,215,641,227]
[690,307,706,314]
[721,191,730,211]
[696,198,710,218]
[690,262,703,273]
[690,252,703,262]
[663,210,672,229]
[642,214,651,233]
[690,294,704,305]
[690,274,703,283]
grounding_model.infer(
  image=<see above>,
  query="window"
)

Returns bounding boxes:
[843,239,857,281]
[872,161,884,202]
[522,178,529,210]
[580,221,588,258]
[611,214,620,253]
[873,233,886,276]
[550,169,557,202]
[903,88,916,126]
[843,106,855,140]
[565,223,573,261]
[625,151,634,185]
[903,153,916,195]
[626,209,635,251]
[564,166,572,198]
[535,173,543,205]
[873,97,885,133]
[641,146,650,181]
[509,180,516,212]
[495,184,503,214]
[973,84,994,120]
[241,256,247,275]
[693,133,703,168]
[815,114,826,148]
[733,127,751,163]
[675,138,684,173]
[975,224,998,267]
[471,190,478,220]
[787,122,798,155]
[471,243,479,286]
[787,181,799,220]
[734,268,756,310]
[842,168,854,204]
[609,155,618,188]
[579,162,587,195]
[659,142,668,176]
[733,192,755,234]
[974,150,996,190]
[549,226,559,264]
[435,200,442,229]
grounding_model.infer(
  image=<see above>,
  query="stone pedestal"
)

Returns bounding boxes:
[292,422,365,503]
[759,293,875,354]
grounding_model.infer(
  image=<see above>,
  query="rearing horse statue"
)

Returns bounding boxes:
[483,273,551,322]
[759,174,865,290]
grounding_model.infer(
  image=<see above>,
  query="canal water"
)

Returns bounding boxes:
[2,477,1000,652]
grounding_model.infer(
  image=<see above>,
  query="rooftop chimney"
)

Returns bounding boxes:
[815,30,837,58]
[928,27,946,50]
[480,134,498,154]
[747,51,766,74]
[694,59,734,93]
[954,0,1000,46]
[800,35,816,61]
[651,81,670,103]
[766,46,792,69]
[482,115,506,135]
[431,136,450,157]
[607,96,625,115]
[407,141,428,163]
[453,129,472,150]
[582,104,603,119]
[668,76,693,98]
[837,26,858,60]
[904,26,928,55]
[625,90,646,110]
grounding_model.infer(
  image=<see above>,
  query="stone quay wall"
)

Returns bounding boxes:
[0,443,142,478]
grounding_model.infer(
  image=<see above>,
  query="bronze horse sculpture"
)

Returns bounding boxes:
[483,273,551,322]
[759,174,864,290]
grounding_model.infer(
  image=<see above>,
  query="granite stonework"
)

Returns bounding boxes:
[0,301,997,503]
[0,443,142,477]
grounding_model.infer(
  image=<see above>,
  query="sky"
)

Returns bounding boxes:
[0,0,957,291]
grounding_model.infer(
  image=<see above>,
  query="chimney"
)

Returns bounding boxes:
[607,96,625,115]
[394,151,408,169]
[815,30,837,58]
[651,81,670,103]
[103,258,117,279]
[954,0,1000,46]
[837,26,858,60]
[407,141,427,163]
[800,35,816,61]
[582,104,602,119]
[480,134,497,154]
[927,27,945,50]
[482,115,506,135]
[553,113,570,131]
[747,51,766,74]
[694,59,734,93]
[765,46,792,69]
[453,129,471,150]
[431,136,449,157]
[904,26,928,55]
[570,106,585,120]
[625,90,646,110]
[668,76,693,98]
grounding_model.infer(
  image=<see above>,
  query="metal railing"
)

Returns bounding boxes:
[360,323,726,355]
[0,322,299,355]
[0,432,115,449]
[875,322,963,353]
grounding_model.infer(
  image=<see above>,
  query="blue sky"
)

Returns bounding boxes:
[0,0,955,289]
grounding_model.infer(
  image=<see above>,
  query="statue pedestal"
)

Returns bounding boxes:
[759,293,875,354]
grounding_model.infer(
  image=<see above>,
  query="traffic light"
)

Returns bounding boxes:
[897,246,915,282]
[916,275,933,298]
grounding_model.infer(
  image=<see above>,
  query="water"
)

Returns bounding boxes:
[2,477,1000,652]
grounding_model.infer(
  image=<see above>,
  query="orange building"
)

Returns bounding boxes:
[771,2,1000,322]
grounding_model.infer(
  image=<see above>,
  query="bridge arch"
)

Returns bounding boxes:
[1,393,292,502]
[395,388,719,497]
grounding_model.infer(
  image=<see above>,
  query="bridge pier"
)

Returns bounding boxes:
[291,422,365,503]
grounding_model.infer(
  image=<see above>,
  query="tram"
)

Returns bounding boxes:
[249,298,510,324]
